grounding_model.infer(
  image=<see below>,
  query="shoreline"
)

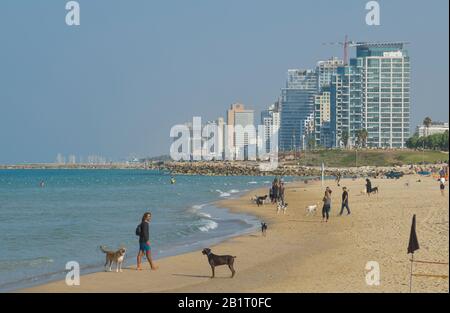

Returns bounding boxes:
[20,176,449,292]
[18,184,272,293]
[3,192,262,292]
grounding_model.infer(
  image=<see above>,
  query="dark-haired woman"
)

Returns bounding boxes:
[136,212,158,270]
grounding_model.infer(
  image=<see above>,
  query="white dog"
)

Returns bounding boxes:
[305,203,318,216]
[277,202,288,215]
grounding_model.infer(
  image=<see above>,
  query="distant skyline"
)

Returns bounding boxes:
[0,0,448,163]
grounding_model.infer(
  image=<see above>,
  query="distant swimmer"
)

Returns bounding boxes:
[170,177,176,184]
[39,180,45,188]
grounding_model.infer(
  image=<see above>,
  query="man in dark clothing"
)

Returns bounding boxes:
[366,178,372,196]
[279,182,285,205]
[339,187,350,215]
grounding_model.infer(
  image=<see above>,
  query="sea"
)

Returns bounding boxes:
[0,169,296,291]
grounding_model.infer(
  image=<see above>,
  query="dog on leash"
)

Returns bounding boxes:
[261,222,268,236]
[100,246,126,272]
[277,202,288,215]
[305,203,318,216]
[202,248,236,278]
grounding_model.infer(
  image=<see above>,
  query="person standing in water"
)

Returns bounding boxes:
[136,212,158,270]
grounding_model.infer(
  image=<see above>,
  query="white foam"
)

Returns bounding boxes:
[199,220,218,232]
[247,181,258,184]
[198,212,212,218]
[228,189,240,194]
[192,204,206,210]
[216,189,231,197]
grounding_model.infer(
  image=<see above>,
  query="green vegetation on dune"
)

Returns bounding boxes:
[288,149,448,167]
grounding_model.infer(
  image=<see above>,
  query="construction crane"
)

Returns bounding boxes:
[322,35,367,65]
[323,36,410,65]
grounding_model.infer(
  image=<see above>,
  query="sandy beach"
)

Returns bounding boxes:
[21,175,448,293]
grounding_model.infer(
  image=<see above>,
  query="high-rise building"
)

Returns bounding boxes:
[359,43,410,148]
[202,117,226,160]
[227,103,254,159]
[316,57,344,90]
[279,69,318,151]
[56,153,65,164]
[330,63,363,148]
[330,42,410,148]
[226,103,244,156]
[320,122,333,148]
[216,117,225,159]
[68,155,76,164]
[261,102,280,152]
[314,89,332,146]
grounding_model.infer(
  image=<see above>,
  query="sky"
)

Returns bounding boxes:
[0,0,448,163]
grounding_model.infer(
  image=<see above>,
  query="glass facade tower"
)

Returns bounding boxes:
[330,42,410,148]
[279,70,318,151]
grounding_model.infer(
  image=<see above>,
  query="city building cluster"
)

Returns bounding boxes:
[178,41,417,160]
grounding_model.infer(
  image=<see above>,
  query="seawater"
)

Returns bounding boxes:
[0,169,294,291]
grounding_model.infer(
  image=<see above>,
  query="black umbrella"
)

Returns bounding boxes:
[408,214,420,292]
[408,214,420,254]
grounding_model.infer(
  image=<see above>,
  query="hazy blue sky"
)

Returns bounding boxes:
[0,0,448,163]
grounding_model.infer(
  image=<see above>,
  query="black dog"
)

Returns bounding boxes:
[256,195,268,207]
[202,248,236,278]
[261,222,268,236]
[370,187,379,194]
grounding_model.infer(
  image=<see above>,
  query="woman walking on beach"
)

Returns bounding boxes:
[136,212,158,271]
[322,188,332,223]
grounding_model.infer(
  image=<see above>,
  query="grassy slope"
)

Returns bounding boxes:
[288,149,448,167]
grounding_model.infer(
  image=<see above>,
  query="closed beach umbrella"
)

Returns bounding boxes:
[407,214,419,254]
[407,214,420,292]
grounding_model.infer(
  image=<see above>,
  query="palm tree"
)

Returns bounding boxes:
[423,117,432,137]
[356,129,369,148]
[341,132,349,149]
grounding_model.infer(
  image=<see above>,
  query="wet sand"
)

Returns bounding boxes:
[22,176,448,293]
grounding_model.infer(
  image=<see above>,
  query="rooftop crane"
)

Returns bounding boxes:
[323,35,410,65]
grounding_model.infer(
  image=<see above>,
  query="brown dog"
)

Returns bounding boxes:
[202,248,236,278]
[100,246,126,272]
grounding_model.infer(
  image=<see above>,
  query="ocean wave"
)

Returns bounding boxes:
[0,257,54,271]
[191,204,207,210]
[228,189,240,194]
[215,189,231,197]
[198,219,218,232]
[198,212,212,218]
[247,181,258,184]
[186,203,208,214]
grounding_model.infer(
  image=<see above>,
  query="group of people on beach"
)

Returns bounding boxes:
[321,185,350,223]
[269,178,285,205]
[134,170,447,271]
